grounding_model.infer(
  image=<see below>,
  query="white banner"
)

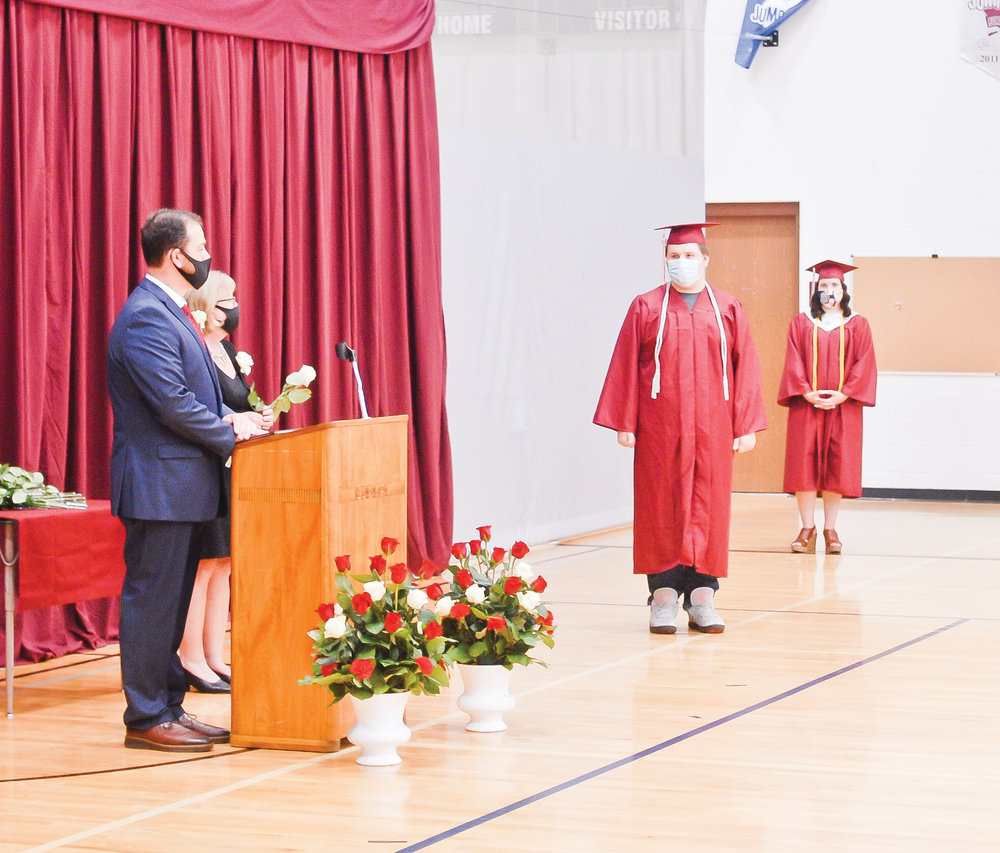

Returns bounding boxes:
[960,1,1000,80]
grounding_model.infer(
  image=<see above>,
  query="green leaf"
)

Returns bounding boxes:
[287,387,312,404]
[468,640,489,658]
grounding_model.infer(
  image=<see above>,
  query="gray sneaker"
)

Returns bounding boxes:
[649,588,678,634]
[687,586,725,633]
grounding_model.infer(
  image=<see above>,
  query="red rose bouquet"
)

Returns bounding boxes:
[300,537,450,702]
[430,526,556,669]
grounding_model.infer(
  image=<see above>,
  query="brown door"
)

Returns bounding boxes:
[706,202,799,493]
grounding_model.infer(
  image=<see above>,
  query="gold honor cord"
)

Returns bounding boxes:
[811,318,846,393]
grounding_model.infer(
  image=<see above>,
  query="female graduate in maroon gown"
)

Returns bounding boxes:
[778,260,877,554]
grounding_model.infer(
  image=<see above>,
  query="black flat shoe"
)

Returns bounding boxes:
[183,668,231,694]
[211,669,231,685]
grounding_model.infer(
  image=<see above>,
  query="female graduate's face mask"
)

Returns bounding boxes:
[667,256,704,288]
[817,279,843,306]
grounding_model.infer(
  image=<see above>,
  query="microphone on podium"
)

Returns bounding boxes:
[335,341,370,419]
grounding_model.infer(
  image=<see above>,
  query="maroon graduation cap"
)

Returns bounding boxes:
[806,259,857,281]
[654,222,718,245]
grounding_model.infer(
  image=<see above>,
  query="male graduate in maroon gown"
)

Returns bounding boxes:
[594,223,767,635]
[778,260,877,554]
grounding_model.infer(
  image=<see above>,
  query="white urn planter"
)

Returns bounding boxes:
[456,663,516,732]
[347,692,411,765]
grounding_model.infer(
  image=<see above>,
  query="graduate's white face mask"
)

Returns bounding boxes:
[665,245,708,291]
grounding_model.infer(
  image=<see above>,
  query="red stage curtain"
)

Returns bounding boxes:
[0,0,453,569]
[25,0,435,53]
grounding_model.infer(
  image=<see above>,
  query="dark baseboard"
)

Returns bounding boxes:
[862,488,1000,504]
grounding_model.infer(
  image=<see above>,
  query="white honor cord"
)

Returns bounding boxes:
[651,283,729,401]
[651,285,670,399]
[704,283,729,401]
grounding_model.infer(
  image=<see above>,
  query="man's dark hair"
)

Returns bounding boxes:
[810,285,852,320]
[140,209,203,266]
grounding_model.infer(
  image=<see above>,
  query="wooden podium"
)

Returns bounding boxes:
[229,416,408,751]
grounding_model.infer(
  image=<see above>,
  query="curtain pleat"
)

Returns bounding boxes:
[0,0,453,568]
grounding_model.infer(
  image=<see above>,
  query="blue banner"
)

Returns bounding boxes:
[735,0,816,69]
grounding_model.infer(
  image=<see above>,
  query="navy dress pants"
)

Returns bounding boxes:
[119,518,206,730]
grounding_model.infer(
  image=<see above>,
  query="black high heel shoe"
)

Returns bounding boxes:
[183,668,231,694]
[210,669,231,685]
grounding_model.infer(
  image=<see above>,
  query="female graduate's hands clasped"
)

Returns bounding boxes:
[804,389,847,410]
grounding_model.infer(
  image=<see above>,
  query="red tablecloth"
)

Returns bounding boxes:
[0,500,126,663]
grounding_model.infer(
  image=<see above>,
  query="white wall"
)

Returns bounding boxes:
[433,4,706,545]
[705,0,1000,492]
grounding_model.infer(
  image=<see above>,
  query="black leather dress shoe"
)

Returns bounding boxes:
[183,668,231,694]
[176,713,230,743]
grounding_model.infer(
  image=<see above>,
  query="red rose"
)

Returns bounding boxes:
[423,620,443,639]
[420,558,440,579]
[450,602,471,619]
[540,609,554,626]
[414,655,434,675]
[369,554,387,573]
[316,602,337,621]
[504,576,522,595]
[469,539,482,556]
[531,576,548,593]
[492,547,506,564]
[451,542,468,560]
[320,663,336,676]
[511,541,530,559]
[384,611,403,633]
[334,555,351,573]
[390,563,408,584]
[477,525,492,541]
[486,614,506,631]
[456,568,474,589]
[381,536,399,555]
[425,583,444,601]
[350,658,375,680]
[352,592,374,615]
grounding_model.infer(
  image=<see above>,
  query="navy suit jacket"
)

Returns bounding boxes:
[107,276,237,522]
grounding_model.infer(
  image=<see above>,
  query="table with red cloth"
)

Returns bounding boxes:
[1,500,126,671]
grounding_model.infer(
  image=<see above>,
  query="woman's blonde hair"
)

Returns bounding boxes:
[185,270,236,332]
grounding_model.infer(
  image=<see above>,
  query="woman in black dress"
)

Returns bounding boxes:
[179,271,273,692]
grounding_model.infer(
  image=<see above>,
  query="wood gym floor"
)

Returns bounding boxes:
[2,493,998,852]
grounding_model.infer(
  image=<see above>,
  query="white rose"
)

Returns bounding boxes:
[517,590,541,612]
[235,351,254,376]
[514,561,535,582]
[334,602,343,617]
[407,588,429,609]
[191,309,208,331]
[323,615,347,639]
[434,596,454,616]
[363,580,386,601]
[285,370,303,387]
[298,364,317,385]
[465,584,486,605]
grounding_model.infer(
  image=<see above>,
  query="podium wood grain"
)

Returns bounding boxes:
[229,416,408,750]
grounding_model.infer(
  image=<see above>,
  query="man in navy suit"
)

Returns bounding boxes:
[107,209,264,751]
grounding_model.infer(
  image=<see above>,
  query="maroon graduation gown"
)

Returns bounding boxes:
[777,312,877,497]
[594,284,767,577]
